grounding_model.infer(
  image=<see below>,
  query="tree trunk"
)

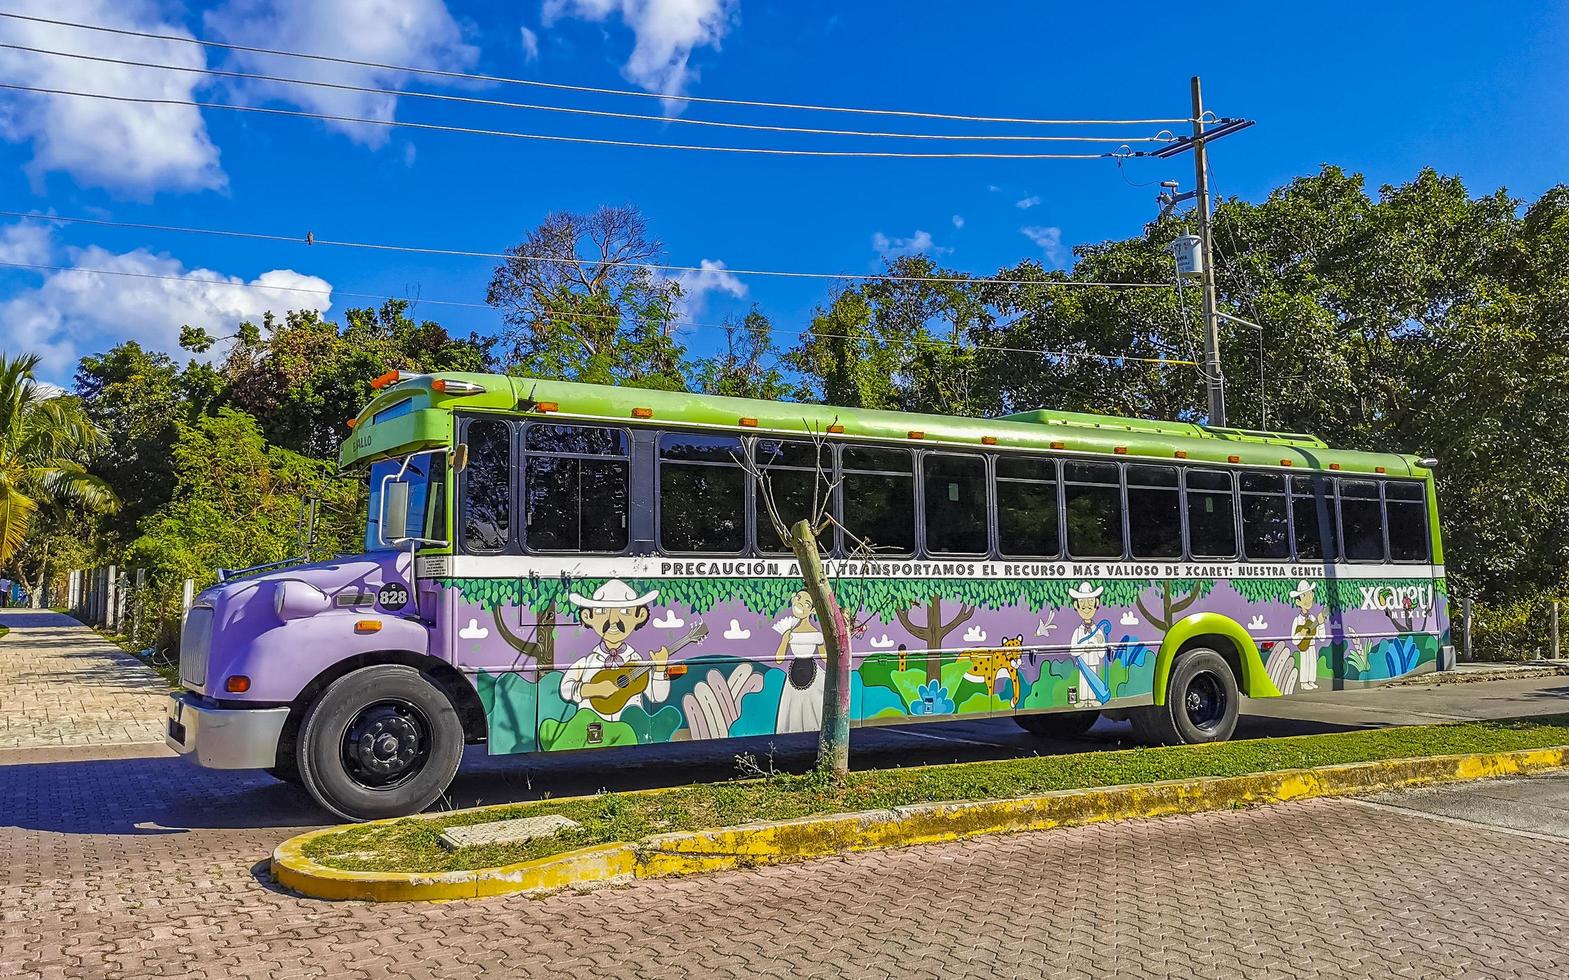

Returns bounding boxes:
[790,519,851,778]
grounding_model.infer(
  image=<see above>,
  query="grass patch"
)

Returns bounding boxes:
[0,626,9,640]
[304,715,1569,875]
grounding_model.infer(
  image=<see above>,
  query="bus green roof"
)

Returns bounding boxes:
[340,372,1429,479]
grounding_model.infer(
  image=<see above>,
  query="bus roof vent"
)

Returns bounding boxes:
[998,408,1205,439]
[1199,425,1328,449]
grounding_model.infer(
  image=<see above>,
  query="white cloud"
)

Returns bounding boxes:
[520,25,541,61]
[0,221,51,265]
[541,0,737,97]
[652,610,685,628]
[868,634,895,649]
[872,229,949,260]
[1119,611,1139,626]
[0,0,224,195]
[458,618,490,640]
[951,214,965,229]
[674,258,746,316]
[1021,225,1066,267]
[962,625,988,643]
[0,237,333,382]
[205,0,478,148]
[1016,195,1041,209]
[722,619,751,641]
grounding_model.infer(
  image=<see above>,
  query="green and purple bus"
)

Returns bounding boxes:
[165,373,1452,820]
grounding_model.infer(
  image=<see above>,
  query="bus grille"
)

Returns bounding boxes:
[179,606,214,689]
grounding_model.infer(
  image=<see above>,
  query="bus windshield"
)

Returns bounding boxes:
[364,454,443,552]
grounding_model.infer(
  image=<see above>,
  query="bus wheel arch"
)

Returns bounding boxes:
[277,651,486,775]
[1151,613,1276,706]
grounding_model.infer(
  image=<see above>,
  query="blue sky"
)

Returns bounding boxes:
[2,0,1566,385]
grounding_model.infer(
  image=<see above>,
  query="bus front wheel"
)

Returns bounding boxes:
[1132,648,1239,746]
[296,664,465,822]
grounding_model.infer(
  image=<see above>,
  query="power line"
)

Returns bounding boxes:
[0,259,1195,368]
[0,82,1126,160]
[0,43,1175,145]
[0,10,1196,127]
[0,210,1178,290]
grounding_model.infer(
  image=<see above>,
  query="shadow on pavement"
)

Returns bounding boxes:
[0,712,1367,837]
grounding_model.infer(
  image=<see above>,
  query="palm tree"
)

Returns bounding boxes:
[0,353,118,563]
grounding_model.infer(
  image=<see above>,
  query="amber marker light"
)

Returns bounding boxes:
[432,379,486,395]
[632,407,654,419]
[1329,463,1341,470]
[1114,446,1128,455]
[354,620,383,634]
[1174,450,1188,458]
[982,436,998,446]
[369,370,400,390]
[225,675,251,694]
[908,431,925,440]
[536,401,559,413]
[345,418,358,429]
[1375,466,1387,474]
[1280,459,1293,466]
[739,417,758,427]
[1227,454,1241,464]
[666,664,689,678]
[827,424,845,434]
[1050,441,1065,450]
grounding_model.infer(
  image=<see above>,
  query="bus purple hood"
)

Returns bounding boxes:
[185,552,430,702]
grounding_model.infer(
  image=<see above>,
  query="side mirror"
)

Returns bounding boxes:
[450,443,469,474]
[381,480,411,544]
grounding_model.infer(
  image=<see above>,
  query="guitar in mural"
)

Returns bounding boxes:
[586,622,708,716]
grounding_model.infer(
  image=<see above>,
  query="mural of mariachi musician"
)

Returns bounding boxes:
[1289,579,1327,692]
[561,579,673,722]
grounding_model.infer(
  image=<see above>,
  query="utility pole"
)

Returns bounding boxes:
[1191,75,1226,426]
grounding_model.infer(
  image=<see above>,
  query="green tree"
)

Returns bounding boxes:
[694,308,796,400]
[125,408,361,649]
[216,301,493,458]
[486,205,689,391]
[0,353,118,563]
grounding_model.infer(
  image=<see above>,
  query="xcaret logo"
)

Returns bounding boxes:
[1358,583,1435,612]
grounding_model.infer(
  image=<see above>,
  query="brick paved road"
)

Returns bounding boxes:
[0,610,167,750]
[6,610,1569,978]
[6,747,1569,979]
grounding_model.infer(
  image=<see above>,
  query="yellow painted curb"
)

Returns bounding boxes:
[272,744,1569,902]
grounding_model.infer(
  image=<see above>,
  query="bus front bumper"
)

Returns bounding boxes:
[165,692,289,770]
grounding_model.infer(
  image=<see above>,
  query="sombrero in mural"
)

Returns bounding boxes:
[1068,581,1103,600]
[1289,579,1316,601]
[568,578,660,608]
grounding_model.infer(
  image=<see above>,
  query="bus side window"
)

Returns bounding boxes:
[1338,479,1386,562]
[1384,480,1430,562]
[1239,472,1290,560]
[1185,469,1237,559]
[460,417,513,554]
[923,453,988,555]
[995,456,1060,558]
[1290,476,1339,561]
[752,439,830,554]
[523,423,629,553]
[659,433,746,554]
[1063,460,1124,559]
[841,446,916,555]
[1126,464,1182,559]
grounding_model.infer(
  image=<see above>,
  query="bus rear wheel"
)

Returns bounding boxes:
[1131,648,1239,746]
[296,664,464,822]
[1014,710,1100,738]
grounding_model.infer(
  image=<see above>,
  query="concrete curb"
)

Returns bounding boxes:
[272,744,1569,902]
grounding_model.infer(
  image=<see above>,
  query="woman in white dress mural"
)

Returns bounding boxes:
[772,590,827,733]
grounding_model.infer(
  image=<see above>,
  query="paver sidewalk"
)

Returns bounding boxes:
[0,609,169,750]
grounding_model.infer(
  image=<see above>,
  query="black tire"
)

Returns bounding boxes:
[296,664,464,822]
[1014,710,1101,738]
[1130,648,1239,746]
